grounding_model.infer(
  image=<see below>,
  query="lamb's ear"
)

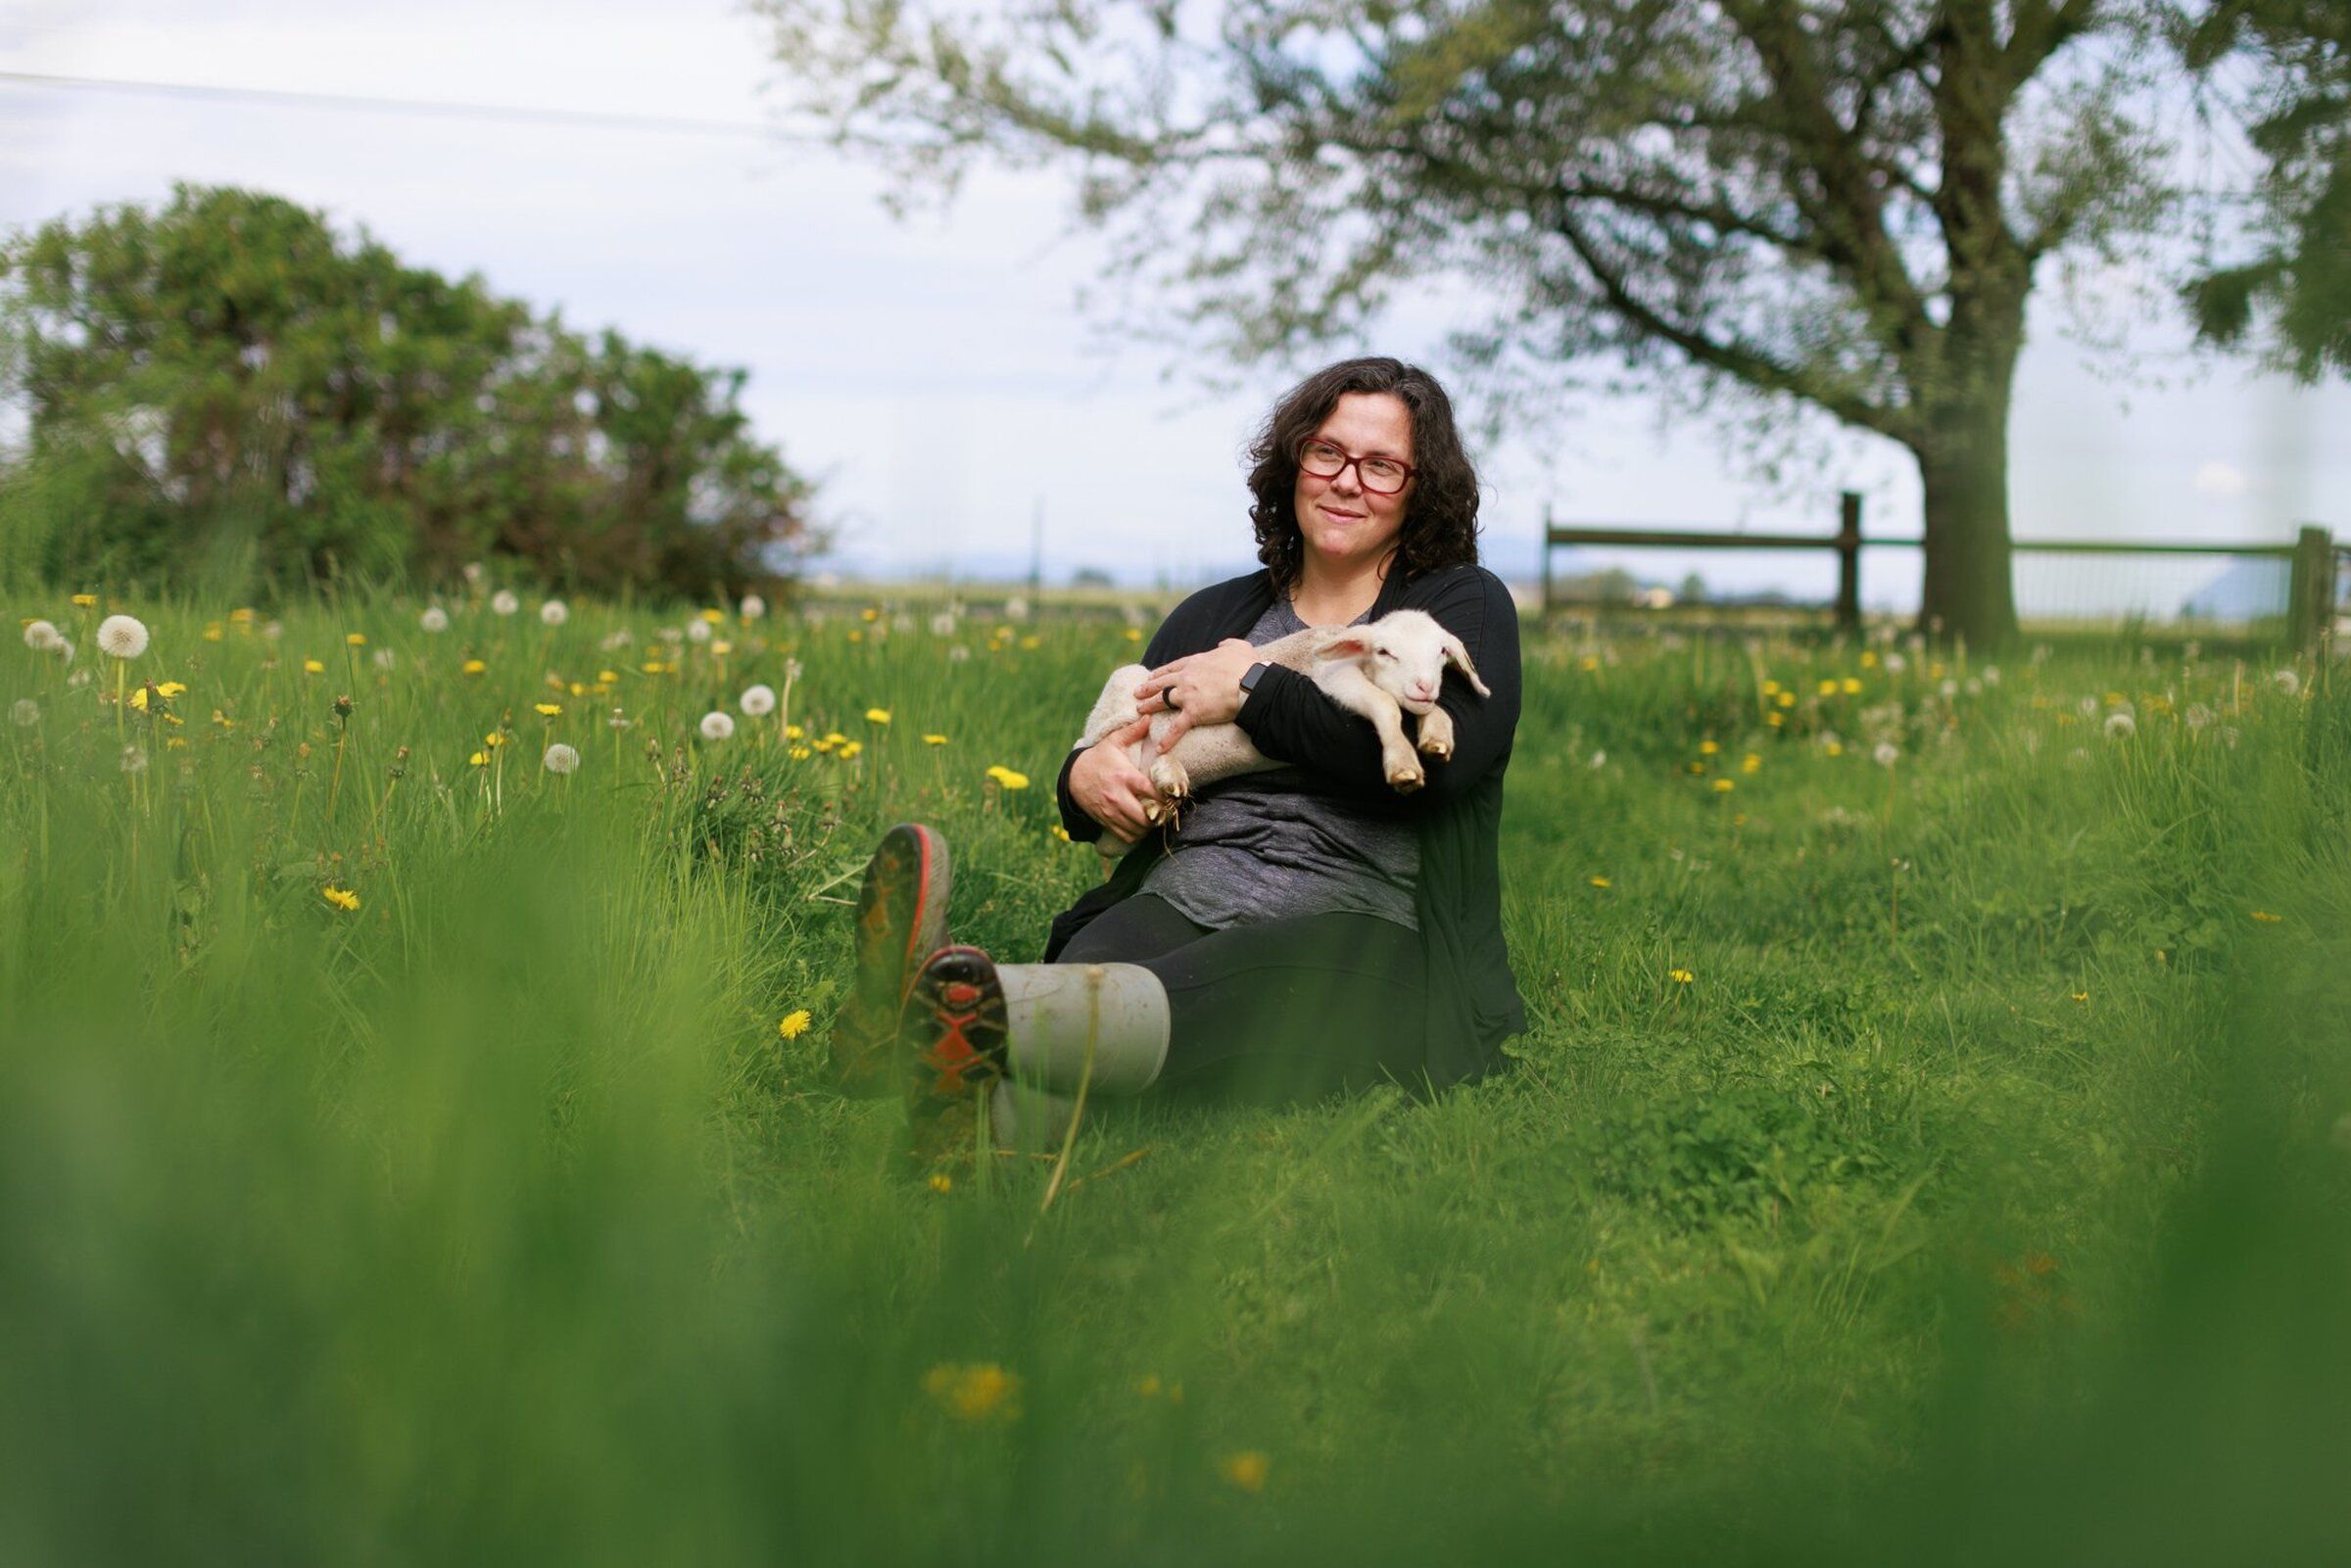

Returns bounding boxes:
[1317,631,1374,662]
[1441,633,1492,696]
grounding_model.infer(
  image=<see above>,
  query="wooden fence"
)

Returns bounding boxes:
[1539,492,2341,652]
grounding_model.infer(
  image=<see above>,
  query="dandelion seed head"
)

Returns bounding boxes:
[120,743,148,774]
[741,594,767,620]
[699,710,736,741]
[22,619,61,651]
[10,698,38,726]
[2103,711,2136,740]
[96,614,149,659]
[52,637,74,663]
[491,590,520,616]
[930,610,958,637]
[462,561,486,585]
[539,598,569,626]
[1873,741,1900,768]
[542,742,580,775]
[68,668,91,689]
[740,684,777,717]
[685,619,713,644]
[419,605,450,633]
[372,648,396,671]
[2273,668,2301,696]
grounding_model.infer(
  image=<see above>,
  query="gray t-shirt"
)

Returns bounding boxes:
[1138,594,1419,931]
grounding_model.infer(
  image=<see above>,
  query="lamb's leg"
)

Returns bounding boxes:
[1153,720,1276,801]
[1076,664,1147,750]
[1415,703,1455,761]
[1316,664,1426,790]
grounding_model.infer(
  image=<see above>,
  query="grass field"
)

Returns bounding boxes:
[4,587,2347,1564]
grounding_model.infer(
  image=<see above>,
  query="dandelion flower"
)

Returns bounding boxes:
[346,632,367,647]
[1669,968,1694,984]
[71,593,97,608]
[923,733,948,746]
[1711,779,1735,793]
[1051,824,1072,841]
[985,765,1031,790]
[491,590,520,616]
[96,614,149,659]
[686,619,714,644]
[1699,739,1720,756]
[740,684,777,717]
[321,885,360,912]
[778,1009,812,1039]
[1873,741,1900,769]
[1589,876,1610,888]
[542,742,580,775]
[22,619,61,651]
[699,711,736,741]
[741,594,767,620]
[928,1171,953,1193]
[922,1362,1022,1424]
[1217,1451,1271,1495]
[2103,711,2136,740]
[10,698,38,726]
[838,740,864,760]
[540,599,569,627]
[469,751,489,767]
[866,707,891,725]
[461,658,488,676]
[534,702,562,717]
[420,605,450,633]
[303,659,325,674]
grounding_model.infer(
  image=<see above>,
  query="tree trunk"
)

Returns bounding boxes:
[1913,398,2019,646]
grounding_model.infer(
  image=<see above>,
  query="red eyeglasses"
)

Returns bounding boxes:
[1297,438,1416,496]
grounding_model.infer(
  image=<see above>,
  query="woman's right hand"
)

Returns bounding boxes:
[1068,716,1159,842]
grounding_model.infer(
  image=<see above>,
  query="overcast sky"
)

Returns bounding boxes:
[5,0,2345,610]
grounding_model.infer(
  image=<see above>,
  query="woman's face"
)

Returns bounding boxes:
[1292,391,1415,579]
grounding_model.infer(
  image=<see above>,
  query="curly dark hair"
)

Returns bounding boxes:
[1245,356,1482,594]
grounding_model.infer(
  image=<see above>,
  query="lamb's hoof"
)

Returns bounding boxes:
[1148,758,1191,802]
[1388,766,1425,793]
[1417,735,1453,761]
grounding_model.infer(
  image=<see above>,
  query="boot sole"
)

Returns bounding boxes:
[828,824,950,1097]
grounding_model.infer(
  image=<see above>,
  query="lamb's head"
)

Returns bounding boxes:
[1314,609,1491,714]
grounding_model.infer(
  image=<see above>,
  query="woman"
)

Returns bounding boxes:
[827,356,1525,1166]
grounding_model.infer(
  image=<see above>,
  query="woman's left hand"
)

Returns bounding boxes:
[1133,639,1258,742]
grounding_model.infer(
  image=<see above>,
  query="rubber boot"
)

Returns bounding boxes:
[996,962,1171,1095]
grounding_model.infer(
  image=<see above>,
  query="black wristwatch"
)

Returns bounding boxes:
[1239,661,1271,695]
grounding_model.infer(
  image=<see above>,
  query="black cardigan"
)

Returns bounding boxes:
[1047,561,1527,1090]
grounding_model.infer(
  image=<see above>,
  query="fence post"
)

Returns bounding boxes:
[1834,492,1863,636]
[2288,525,2333,656]
[1540,501,1555,616]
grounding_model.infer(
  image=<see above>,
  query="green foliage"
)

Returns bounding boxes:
[0,183,821,599]
[2,587,2345,1558]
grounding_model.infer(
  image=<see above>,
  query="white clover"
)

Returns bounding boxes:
[96,614,149,659]
[22,619,61,651]
[491,590,520,616]
[740,593,767,620]
[685,619,713,644]
[2274,668,2301,696]
[2104,711,2136,740]
[698,710,735,741]
[739,683,777,717]
[539,599,569,627]
[420,605,451,633]
[10,698,37,726]
[1873,740,1900,768]
[120,743,148,774]
[542,742,581,775]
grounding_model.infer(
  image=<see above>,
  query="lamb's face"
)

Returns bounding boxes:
[1332,610,1486,715]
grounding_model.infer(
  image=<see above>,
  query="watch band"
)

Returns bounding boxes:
[1239,660,1271,694]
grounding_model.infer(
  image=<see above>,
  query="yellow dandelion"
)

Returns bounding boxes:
[1579,654,1602,672]
[203,623,224,642]
[303,658,325,674]
[535,702,562,717]
[1699,739,1720,755]
[839,740,864,760]
[1740,753,1762,774]
[922,1362,1022,1424]
[1860,650,1880,668]
[1760,679,1781,695]
[778,1009,813,1039]
[641,660,667,675]
[1217,1451,1271,1495]
[1588,876,1611,888]
[1136,1374,1164,1399]
[1124,628,1143,641]
[1816,679,1839,696]
[157,681,186,697]
[1824,740,1844,756]
[346,633,366,647]
[72,593,98,607]
[785,724,805,740]
[469,751,489,767]
[860,606,880,623]
[924,733,948,745]
[699,607,726,624]
[2070,991,2088,1003]
[598,669,620,684]
[321,885,360,912]
[1765,712,1786,728]
[847,630,864,643]
[865,707,892,725]
[1841,677,1862,694]
[1776,690,1796,708]
[928,1171,954,1194]
[711,640,733,656]
[1669,969,1695,984]
[788,745,811,760]
[483,732,506,748]
[986,765,1032,790]
[127,686,151,711]
[1051,824,1072,842]
[462,658,488,675]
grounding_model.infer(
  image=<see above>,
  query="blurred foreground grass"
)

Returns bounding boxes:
[3,589,2346,1563]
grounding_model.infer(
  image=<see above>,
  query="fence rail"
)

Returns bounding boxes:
[1539,491,2339,652]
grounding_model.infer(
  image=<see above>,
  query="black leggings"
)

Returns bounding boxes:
[1053,894,1427,1102]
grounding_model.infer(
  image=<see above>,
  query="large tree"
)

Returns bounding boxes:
[756,0,2243,644]
[2178,0,2350,379]
[0,183,820,598]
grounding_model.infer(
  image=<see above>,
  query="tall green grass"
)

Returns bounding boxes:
[3,589,2344,1562]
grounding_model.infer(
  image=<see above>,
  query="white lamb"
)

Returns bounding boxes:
[1074,608,1490,852]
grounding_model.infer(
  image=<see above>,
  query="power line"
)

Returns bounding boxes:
[0,68,831,143]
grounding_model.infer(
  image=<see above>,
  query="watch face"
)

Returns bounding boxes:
[1242,661,1268,691]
